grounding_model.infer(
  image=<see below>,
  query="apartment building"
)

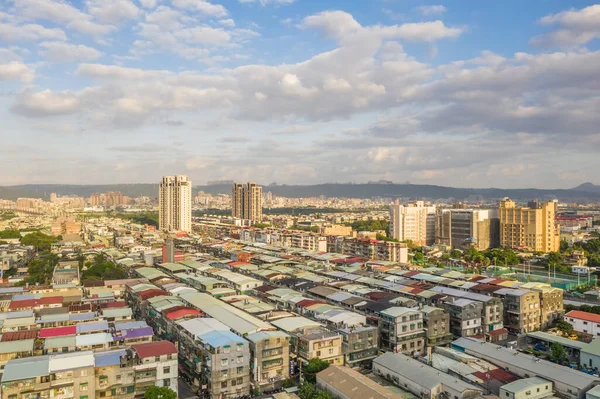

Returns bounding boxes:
[159,175,192,232]
[232,182,263,221]
[389,201,436,246]
[438,298,483,337]
[94,349,136,399]
[131,341,178,396]
[520,282,564,329]
[436,209,500,250]
[421,306,453,347]
[498,198,560,253]
[336,326,380,366]
[329,237,408,263]
[247,331,290,392]
[378,307,426,354]
[565,310,600,336]
[494,288,541,333]
[177,318,252,399]
[297,328,344,366]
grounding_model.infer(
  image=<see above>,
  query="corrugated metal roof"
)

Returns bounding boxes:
[44,336,77,349]
[2,356,50,381]
[95,349,127,367]
[49,351,95,372]
[199,330,246,348]
[0,339,34,353]
[77,320,109,334]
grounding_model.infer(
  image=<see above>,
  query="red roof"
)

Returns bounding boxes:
[132,341,177,358]
[139,289,168,301]
[166,308,202,320]
[566,310,600,324]
[9,299,37,309]
[69,303,93,312]
[40,296,63,305]
[488,279,506,285]
[365,292,397,301]
[486,328,509,337]
[297,299,324,308]
[39,325,77,338]
[409,288,424,295]
[403,271,420,277]
[1,330,37,342]
[228,262,251,267]
[472,368,518,384]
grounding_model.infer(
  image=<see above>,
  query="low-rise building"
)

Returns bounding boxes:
[297,328,343,366]
[438,298,483,337]
[317,365,405,399]
[373,352,483,399]
[337,326,379,366]
[565,310,600,337]
[421,306,452,347]
[500,377,554,399]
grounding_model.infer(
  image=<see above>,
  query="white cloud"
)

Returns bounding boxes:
[219,19,235,27]
[415,5,447,16]
[0,22,67,42]
[86,0,141,24]
[11,0,117,36]
[0,62,35,82]
[531,4,600,48]
[77,63,170,80]
[171,0,228,17]
[175,26,231,45]
[39,41,103,63]
[301,11,361,39]
[138,0,159,8]
[12,89,81,117]
[238,0,295,5]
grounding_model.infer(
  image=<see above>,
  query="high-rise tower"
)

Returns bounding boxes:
[159,175,192,232]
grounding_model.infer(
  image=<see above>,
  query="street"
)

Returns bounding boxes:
[179,377,198,399]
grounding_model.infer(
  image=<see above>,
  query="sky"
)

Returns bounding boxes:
[1,0,599,188]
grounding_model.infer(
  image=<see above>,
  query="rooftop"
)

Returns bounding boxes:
[317,366,406,399]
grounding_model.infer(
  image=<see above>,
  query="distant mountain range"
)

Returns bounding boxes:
[1,182,599,202]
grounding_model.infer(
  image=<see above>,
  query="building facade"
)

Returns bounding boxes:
[232,183,263,221]
[379,307,426,354]
[159,175,192,232]
[389,201,436,246]
[498,198,559,253]
[436,209,500,250]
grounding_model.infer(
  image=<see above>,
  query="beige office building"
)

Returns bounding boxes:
[498,198,559,253]
[389,201,436,246]
[159,175,192,232]
[232,182,263,221]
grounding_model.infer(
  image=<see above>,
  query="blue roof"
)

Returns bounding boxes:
[95,349,127,367]
[11,294,36,301]
[69,312,96,322]
[0,287,23,294]
[76,320,109,333]
[198,330,246,348]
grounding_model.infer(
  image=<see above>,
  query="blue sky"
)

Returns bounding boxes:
[1,0,599,188]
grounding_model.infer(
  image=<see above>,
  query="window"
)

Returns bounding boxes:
[505,393,509,397]
[222,381,228,388]
[262,373,269,380]
[80,383,88,392]
[584,322,589,325]
[116,374,122,381]
[155,356,160,362]
[167,354,173,360]
[221,359,228,367]
[224,346,231,354]
[99,393,106,398]
[232,379,237,386]
[537,388,540,393]
[237,367,244,374]
[164,379,170,387]
[328,348,334,354]
[316,351,321,357]
[237,344,244,352]
[277,338,281,344]
[163,367,170,374]
[237,356,243,364]
[237,378,243,384]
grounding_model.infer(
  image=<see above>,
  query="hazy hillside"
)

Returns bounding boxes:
[2,182,599,201]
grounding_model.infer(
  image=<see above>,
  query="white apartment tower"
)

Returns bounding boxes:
[389,201,437,246]
[159,175,192,232]
[232,182,263,221]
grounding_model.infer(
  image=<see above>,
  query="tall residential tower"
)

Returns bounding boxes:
[159,175,192,232]
[389,201,437,246]
[231,182,262,221]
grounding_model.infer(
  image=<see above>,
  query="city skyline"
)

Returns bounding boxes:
[1,0,600,188]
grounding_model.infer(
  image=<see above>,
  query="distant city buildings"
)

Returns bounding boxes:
[436,208,500,250]
[89,191,130,207]
[232,182,263,221]
[389,201,436,246]
[499,198,560,253]
[159,175,192,232]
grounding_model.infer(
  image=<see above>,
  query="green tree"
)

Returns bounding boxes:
[144,386,177,399]
[20,232,59,251]
[314,391,333,399]
[0,229,21,239]
[282,379,295,389]
[81,253,127,282]
[554,319,573,335]
[551,342,567,363]
[299,382,318,399]
[560,240,570,252]
[413,251,425,263]
[449,249,462,259]
[303,358,329,384]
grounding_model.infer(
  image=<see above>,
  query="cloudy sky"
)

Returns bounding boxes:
[1,0,599,188]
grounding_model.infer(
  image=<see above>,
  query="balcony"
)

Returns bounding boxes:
[135,370,157,383]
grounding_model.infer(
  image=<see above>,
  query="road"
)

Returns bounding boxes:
[179,377,198,399]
